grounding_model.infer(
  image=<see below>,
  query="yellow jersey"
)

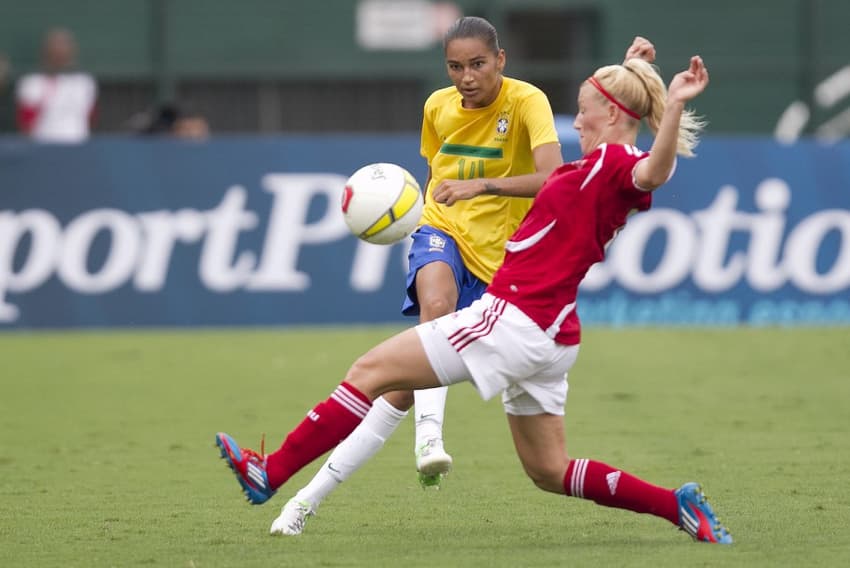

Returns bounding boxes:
[420,76,558,283]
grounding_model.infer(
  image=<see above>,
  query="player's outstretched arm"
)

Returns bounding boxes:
[634,56,709,191]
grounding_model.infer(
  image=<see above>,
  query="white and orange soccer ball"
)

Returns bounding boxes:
[341,162,423,245]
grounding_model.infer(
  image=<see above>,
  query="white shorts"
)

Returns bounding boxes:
[415,293,579,416]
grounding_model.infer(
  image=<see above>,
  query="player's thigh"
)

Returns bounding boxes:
[506,413,570,494]
[345,327,442,397]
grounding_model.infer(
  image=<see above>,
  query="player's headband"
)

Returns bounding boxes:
[587,76,641,120]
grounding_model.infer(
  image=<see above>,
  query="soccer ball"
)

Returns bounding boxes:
[342,162,424,245]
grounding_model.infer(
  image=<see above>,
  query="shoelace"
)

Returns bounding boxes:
[288,502,312,531]
[418,439,440,456]
[240,434,267,464]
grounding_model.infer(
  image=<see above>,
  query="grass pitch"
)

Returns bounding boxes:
[1,326,848,567]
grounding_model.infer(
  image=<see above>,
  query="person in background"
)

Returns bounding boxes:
[267,16,653,535]
[216,51,731,544]
[15,28,97,143]
[133,102,210,140]
[171,110,210,140]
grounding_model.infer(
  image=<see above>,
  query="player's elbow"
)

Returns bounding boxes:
[635,168,669,192]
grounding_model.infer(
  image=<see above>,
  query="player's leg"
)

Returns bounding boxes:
[216,327,442,505]
[403,229,463,486]
[505,399,732,543]
[271,390,413,535]
[412,260,458,486]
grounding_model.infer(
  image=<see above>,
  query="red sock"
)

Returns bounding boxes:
[265,382,371,489]
[563,458,679,525]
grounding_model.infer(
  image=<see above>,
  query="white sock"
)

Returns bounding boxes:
[414,386,448,450]
[292,395,407,511]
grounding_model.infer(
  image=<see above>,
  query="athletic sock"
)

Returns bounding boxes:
[266,382,371,490]
[294,396,408,510]
[563,458,679,525]
[414,386,448,449]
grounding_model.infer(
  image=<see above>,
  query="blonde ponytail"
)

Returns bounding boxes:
[592,58,706,157]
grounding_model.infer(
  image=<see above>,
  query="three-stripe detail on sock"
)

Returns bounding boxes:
[330,384,371,419]
[569,458,589,498]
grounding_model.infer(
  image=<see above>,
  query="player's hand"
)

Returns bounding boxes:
[431,179,487,206]
[624,36,656,63]
[668,56,709,103]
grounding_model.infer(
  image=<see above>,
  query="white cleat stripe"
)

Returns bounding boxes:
[680,508,699,536]
[247,463,266,487]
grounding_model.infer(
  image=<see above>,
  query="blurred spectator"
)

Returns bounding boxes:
[130,102,210,140]
[15,27,97,143]
[172,112,210,140]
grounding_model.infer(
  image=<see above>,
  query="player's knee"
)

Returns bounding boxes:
[419,296,454,320]
[524,464,567,494]
[382,389,415,411]
[345,351,384,398]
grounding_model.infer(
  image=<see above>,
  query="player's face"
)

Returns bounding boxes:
[574,84,611,155]
[445,37,505,109]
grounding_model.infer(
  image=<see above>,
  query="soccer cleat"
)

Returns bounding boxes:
[416,438,453,489]
[270,498,315,536]
[215,432,275,505]
[675,482,733,544]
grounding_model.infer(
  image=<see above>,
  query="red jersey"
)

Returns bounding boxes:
[487,143,654,345]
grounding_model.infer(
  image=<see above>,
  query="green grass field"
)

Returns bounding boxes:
[1,327,848,567]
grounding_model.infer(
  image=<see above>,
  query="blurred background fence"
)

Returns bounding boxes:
[1,0,849,136]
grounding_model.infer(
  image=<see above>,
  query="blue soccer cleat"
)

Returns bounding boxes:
[215,432,276,505]
[675,482,733,544]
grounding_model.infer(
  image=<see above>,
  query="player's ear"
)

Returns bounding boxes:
[496,49,506,73]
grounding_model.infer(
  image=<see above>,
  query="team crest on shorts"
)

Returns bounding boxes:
[428,233,447,252]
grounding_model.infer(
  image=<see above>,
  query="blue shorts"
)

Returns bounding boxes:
[402,225,488,317]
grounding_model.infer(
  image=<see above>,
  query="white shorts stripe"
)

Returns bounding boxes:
[448,297,506,351]
[451,308,499,352]
[447,298,501,345]
[418,293,578,408]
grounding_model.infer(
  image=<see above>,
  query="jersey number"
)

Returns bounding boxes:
[457,158,485,180]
